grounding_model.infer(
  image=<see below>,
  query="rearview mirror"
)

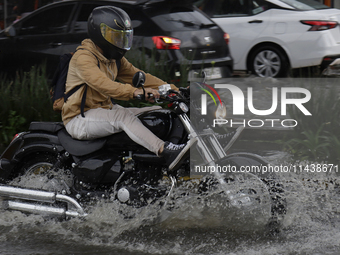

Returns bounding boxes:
[5,26,16,37]
[132,71,146,88]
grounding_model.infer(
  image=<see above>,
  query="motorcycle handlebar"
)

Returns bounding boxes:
[134,92,155,101]
[134,88,189,103]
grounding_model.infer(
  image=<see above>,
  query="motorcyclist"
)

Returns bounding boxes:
[62,6,186,168]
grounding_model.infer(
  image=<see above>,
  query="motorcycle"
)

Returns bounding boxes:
[0,72,285,229]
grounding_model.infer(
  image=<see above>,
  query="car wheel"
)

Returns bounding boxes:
[250,45,288,78]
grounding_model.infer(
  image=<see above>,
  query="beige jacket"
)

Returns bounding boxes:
[62,39,176,125]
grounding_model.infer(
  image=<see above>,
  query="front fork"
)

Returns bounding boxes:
[179,113,227,162]
[170,113,228,185]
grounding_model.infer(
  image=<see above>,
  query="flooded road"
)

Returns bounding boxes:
[0,77,339,254]
[0,150,339,255]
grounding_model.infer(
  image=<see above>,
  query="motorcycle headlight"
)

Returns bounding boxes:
[215,102,227,119]
[179,102,189,113]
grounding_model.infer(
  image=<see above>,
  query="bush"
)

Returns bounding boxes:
[0,65,60,147]
[285,79,340,163]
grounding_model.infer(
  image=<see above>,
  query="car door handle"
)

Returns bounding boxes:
[248,20,263,24]
[50,42,63,47]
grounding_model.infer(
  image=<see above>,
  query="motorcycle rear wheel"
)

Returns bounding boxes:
[10,153,73,193]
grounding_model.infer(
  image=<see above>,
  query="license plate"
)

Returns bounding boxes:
[203,67,222,80]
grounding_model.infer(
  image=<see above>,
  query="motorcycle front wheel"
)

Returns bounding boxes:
[198,153,286,232]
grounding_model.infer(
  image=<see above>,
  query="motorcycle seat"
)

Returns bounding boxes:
[29,122,64,133]
[58,129,106,156]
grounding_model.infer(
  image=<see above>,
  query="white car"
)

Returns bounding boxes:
[195,0,340,77]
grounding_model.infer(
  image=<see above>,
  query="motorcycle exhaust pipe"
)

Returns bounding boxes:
[0,185,86,217]
[2,200,84,218]
[0,185,57,203]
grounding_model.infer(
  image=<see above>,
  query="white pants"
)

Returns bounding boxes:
[65,105,164,155]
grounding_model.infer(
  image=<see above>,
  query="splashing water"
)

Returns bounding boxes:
[0,152,339,255]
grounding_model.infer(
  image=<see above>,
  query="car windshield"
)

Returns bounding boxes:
[146,6,215,31]
[278,0,330,10]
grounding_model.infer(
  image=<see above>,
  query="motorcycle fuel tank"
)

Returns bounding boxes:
[105,109,177,150]
[138,109,174,140]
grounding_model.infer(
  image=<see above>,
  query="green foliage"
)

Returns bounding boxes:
[286,80,340,163]
[324,132,340,162]
[0,65,61,147]
[0,111,26,144]
[286,124,330,161]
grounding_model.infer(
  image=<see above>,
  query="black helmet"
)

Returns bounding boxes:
[88,6,133,60]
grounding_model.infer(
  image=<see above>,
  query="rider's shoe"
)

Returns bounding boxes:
[161,142,187,170]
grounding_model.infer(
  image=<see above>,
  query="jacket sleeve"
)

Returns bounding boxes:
[74,52,137,100]
[117,57,179,91]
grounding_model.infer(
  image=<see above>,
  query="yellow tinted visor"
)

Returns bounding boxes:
[100,23,133,50]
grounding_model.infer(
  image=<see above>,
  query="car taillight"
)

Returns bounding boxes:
[224,32,230,44]
[152,36,181,50]
[301,20,338,31]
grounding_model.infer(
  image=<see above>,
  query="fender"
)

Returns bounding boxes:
[8,132,63,162]
[221,152,269,166]
[216,152,269,173]
[217,152,284,180]
[13,143,64,162]
[0,132,65,179]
